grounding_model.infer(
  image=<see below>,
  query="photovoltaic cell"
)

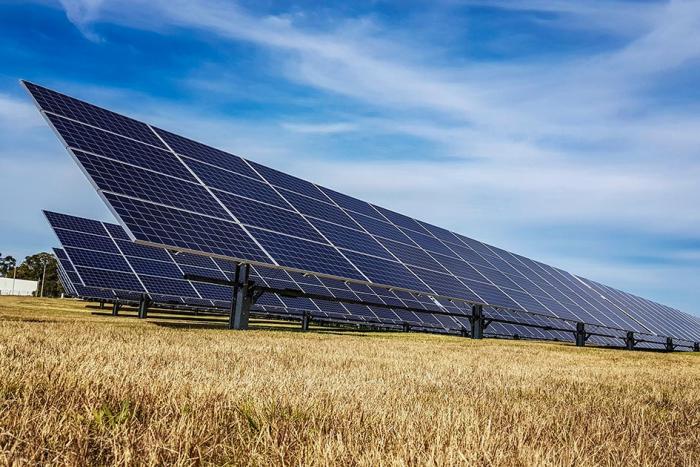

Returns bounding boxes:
[48,114,194,181]
[249,227,363,280]
[186,160,288,208]
[77,267,145,292]
[400,227,456,257]
[280,188,361,229]
[55,229,120,254]
[318,186,384,219]
[128,257,182,278]
[155,127,261,180]
[24,81,165,148]
[347,212,414,244]
[74,150,229,218]
[216,192,325,243]
[103,193,270,262]
[246,160,327,201]
[309,219,394,259]
[65,246,131,272]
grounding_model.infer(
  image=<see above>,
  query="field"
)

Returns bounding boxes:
[1,296,699,466]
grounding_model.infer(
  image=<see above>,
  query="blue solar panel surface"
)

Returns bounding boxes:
[53,232,673,347]
[54,247,134,301]
[47,211,498,334]
[54,248,78,296]
[28,82,700,347]
[47,213,593,342]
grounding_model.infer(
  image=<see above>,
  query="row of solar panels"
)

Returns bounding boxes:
[49,211,681,350]
[25,81,700,350]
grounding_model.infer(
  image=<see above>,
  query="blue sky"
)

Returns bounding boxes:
[0,0,699,317]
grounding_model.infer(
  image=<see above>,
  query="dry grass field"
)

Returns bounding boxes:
[0,296,698,466]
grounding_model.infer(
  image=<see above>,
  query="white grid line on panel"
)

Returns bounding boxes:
[240,158,373,284]
[148,124,279,268]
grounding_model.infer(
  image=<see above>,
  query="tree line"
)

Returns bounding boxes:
[0,252,63,297]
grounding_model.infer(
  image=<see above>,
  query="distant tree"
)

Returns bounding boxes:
[13,252,63,297]
[0,254,17,277]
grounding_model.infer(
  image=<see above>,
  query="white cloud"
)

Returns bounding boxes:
[0,93,45,129]
[47,0,700,232]
[454,0,663,37]
[281,121,357,134]
[57,0,105,41]
[20,0,700,314]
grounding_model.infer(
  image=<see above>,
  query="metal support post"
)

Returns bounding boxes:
[99,300,105,309]
[231,264,252,330]
[402,323,410,332]
[228,263,241,330]
[111,302,121,316]
[301,312,311,332]
[665,337,674,352]
[694,342,699,352]
[470,304,484,339]
[459,327,468,338]
[138,294,150,319]
[625,331,635,350]
[575,322,586,347]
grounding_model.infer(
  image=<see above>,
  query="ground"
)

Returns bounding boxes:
[0,296,698,466]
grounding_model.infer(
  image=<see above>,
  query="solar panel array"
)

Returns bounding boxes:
[55,246,136,302]
[55,248,78,296]
[27,81,700,349]
[46,211,465,332]
[54,224,686,349]
[48,211,598,342]
[51,224,679,350]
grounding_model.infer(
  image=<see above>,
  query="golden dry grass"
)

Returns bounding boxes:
[1,296,699,466]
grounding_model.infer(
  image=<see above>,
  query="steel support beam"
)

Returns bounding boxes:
[231,264,252,330]
[228,264,241,330]
[402,323,411,332]
[694,342,699,352]
[184,273,584,336]
[137,294,150,319]
[471,304,484,339]
[625,331,636,350]
[459,327,469,338]
[665,337,674,352]
[111,302,120,316]
[99,300,105,309]
[301,312,311,332]
[575,322,586,347]
[183,273,632,344]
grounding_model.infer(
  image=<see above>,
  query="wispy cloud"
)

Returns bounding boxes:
[51,0,700,231]
[456,0,664,37]
[14,0,700,313]
[281,121,357,134]
[0,93,45,129]
[57,0,105,41]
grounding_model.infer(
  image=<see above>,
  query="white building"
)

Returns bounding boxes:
[0,277,38,296]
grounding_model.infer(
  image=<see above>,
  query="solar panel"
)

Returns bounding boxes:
[48,212,600,343]
[577,277,700,344]
[26,82,700,347]
[54,247,134,302]
[54,249,78,296]
[53,232,638,347]
[46,211,484,333]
